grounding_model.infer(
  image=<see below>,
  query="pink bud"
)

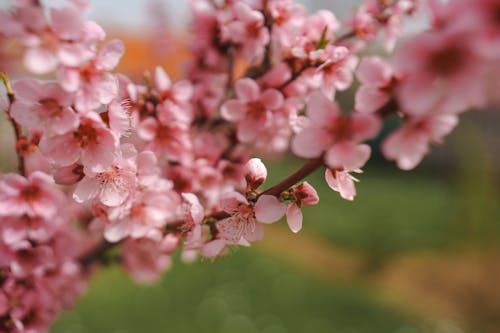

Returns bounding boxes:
[292,182,319,207]
[244,158,267,190]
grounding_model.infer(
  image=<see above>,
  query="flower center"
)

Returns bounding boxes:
[246,101,266,120]
[329,116,352,142]
[20,185,40,202]
[74,123,98,147]
[39,98,62,117]
[427,43,466,77]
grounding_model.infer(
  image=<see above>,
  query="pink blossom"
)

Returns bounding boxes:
[0,171,63,220]
[220,2,270,62]
[137,116,192,163]
[103,181,180,242]
[355,56,397,113]
[284,182,319,233]
[292,90,380,171]
[221,78,284,143]
[244,158,267,191]
[122,237,173,283]
[382,111,458,170]
[317,46,358,99]
[181,193,205,250]
[394,28,485,115]
[11,79,78,135]
[216,191,265,245]
[325,168,360,201]
[39,112,118,173]
[72,144,138,207]
[58,39,125,111]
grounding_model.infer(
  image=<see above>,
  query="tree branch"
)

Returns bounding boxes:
[1,72,25,176]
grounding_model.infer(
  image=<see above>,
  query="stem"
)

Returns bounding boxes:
[79,239,116,268]
[1,72,25,176]
[260,157,324,197]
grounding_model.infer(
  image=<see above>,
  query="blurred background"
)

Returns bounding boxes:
[1,1,500,332]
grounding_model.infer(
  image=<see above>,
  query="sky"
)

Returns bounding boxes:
[0,0,426,35]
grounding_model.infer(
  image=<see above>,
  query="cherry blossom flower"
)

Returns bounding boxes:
[355,56,397,113]
[284,182,319,233]
[0,171,64,220]
[220,2,270,62]
[382,111,458,170]
[325,168,360,201]
[11,79,78,135]
[221,78,284,143]
[292,90,380,171]
[216,191,265,245]
[58,39,125,112]
[394,27,485,115]
[39,112,118,173]
[316,45,358,99]
[72,144,138,207]
[122,237,174,283]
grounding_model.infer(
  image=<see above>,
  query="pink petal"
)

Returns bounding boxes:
[39,132,80,166]
[72,176,99,203]
[217,217,244,243]
[381,126,429,170]
[221,100,246,121]
[355,86,390,114]
[237,118,261,143]
[325,169,356,201]
[172,80,193,102]
[201,239,226,258]
[11,101,39,129]
[104,220,130,243]
[137,117,158,141]
[325,142,371,170]
[397,74,438,116]
[261,89,284,110]
[244,222,264,242]
[58,68,81,92]
[50,7,84,40]
[286,204,303,233]
[47,106,80,135]
[23,47,58,75]
[291,127,330,158]
[350,113,381,141]
[427,113,458,141]
[254,195,286,224]
[80,128,117,173]
[57,43,94,67]
[95,73,118,105]
[95,39,125,72]
[235,78,260,102]
[357,56,392,85]
[137,151,159,185]
[100,181,128,207]
[108,100,131,136]
[154,66,172,91]
[306,90,340,126]
[220,191,247,213]
[12,78,42,102]
[182,193,204,225]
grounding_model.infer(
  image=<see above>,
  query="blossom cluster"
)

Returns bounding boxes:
[0,0,499,331]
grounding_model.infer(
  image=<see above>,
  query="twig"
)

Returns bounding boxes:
[1,72,25,176]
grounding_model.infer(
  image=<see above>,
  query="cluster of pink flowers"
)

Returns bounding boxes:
[0,0,499,330]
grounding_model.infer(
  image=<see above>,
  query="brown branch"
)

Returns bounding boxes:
[260,157,324,197]
[1,72,25,176]
[78,239,116,268]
